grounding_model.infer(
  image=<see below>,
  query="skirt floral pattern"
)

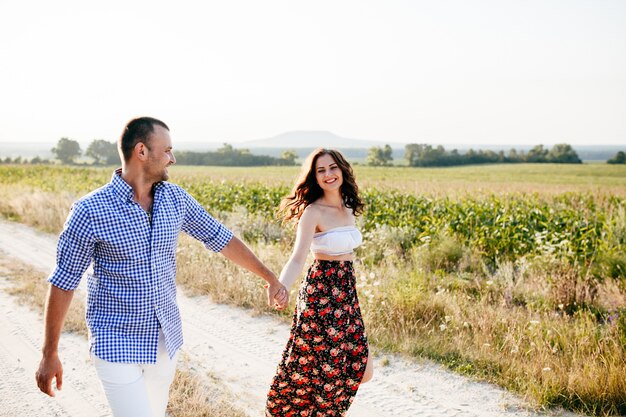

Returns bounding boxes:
[266,260,369,417]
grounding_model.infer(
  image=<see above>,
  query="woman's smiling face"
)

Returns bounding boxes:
[315,153,343,192]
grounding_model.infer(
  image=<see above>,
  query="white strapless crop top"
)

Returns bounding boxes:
[310,225,363,256]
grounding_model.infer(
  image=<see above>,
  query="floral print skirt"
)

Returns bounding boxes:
[266,260,369,417]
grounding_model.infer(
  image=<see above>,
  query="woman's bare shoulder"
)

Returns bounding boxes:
[301,203,323,220]
[297,204,322,233]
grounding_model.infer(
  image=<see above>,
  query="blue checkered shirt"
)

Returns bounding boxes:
[48,170,233,363]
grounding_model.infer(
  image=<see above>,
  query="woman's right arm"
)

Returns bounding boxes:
[278,206,318,291]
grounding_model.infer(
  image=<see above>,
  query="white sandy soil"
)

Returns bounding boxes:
[0,219,582,417]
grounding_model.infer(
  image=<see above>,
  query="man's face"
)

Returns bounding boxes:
[145,125,176,182]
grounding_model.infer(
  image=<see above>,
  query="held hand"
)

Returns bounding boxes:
[35,353,63,397]
[274,286,289,310]
[265,281,289,310]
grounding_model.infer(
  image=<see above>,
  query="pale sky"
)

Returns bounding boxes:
[1,0,624,147]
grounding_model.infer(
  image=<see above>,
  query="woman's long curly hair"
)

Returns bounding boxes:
[279,148,364,223]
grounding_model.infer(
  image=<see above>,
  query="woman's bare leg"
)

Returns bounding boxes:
[361,350,374,383]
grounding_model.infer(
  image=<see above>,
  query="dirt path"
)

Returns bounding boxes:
[0,219,580,417]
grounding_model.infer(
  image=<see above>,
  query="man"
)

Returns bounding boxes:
[35,117,288,417]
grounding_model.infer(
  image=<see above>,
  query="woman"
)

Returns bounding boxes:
[266,148,373,417]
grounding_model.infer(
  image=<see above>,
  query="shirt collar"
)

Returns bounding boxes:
[110,169,134,202]
[110,169,165,202]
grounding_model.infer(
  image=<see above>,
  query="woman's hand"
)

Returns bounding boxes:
[274,285,289,310]
[266,281,288,310]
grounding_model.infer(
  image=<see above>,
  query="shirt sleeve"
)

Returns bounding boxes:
[48,201,95,291]
[180,189,233,252]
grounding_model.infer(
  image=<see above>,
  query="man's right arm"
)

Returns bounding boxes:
[35,285,74,397]
[36,200,94,395]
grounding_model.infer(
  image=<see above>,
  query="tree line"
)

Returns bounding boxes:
[0,138,298,166]
[366,143,626,166]
[2,137,626,166]
[174,144,298,166]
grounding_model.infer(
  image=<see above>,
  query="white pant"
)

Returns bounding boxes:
[92,331,178,417]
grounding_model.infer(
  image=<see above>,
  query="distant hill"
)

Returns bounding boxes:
[241,130,405,150]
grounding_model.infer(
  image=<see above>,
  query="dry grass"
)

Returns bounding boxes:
[0,255,87,335]
[175,234,294,318]
[357,252,626,416]
[167,353,247,417]
[0,184,72,233]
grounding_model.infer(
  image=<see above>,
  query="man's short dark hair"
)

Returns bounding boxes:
[119,117,169,162]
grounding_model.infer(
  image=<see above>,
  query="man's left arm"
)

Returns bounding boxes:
[178,187,287,308]
[219,236,287,308]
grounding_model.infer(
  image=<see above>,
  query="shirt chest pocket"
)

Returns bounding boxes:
[94,215,150,261]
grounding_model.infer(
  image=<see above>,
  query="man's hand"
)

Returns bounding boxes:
[35,352,63,397]
[266,280,288,310]
[37,285,73,397]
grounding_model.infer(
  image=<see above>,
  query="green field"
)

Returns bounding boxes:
[2,162,625,195]
[170,163,626,196]
[1,163,625,416]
